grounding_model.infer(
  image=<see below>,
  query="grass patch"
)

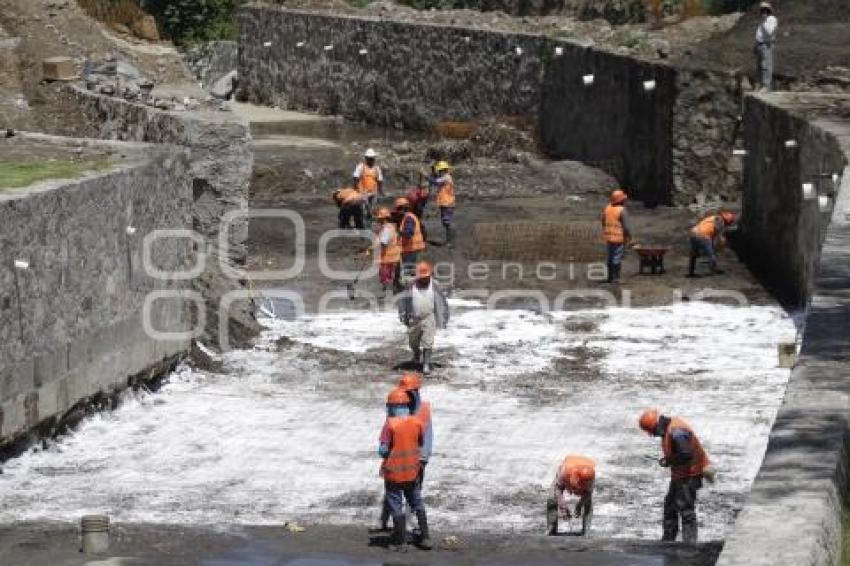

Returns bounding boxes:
[0,160,110,191]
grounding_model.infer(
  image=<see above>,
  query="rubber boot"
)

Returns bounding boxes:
[688,256,697,277]
[416,509,432,550]
[390,514,406,550]
[412,348,421,366]
[422,349,433,375]
[546,498,559,536]
[612,264,621,284]
[379,503,391,532]
[445,225,454,248]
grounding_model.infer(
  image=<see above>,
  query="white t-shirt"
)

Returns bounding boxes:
[411,281,435,318]
[352,162,384,181]
[756,15,778,44]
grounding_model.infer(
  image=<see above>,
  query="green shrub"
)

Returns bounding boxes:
[140,0,247,45]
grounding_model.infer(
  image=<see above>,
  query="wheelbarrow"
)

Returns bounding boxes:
[633,244,671,275]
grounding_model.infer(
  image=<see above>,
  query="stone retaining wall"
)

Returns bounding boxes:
[70,87,260,348]
[237,4,680,203]
[0,135,192,450]
[718,93,850,565]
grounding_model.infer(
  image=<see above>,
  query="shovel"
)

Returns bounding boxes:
[346,251,374,300]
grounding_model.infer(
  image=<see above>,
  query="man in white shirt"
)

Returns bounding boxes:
[754,2,778,92]
[398,261,449,375]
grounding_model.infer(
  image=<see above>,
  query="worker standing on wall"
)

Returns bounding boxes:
[547,454,596,536]
[398,261,449,375]
[688,211,736,276]
[395,197,427,278]
[333,187,366,230]
[755,2,778,92]
[638,409,716,544]
[429,161,456,248]
[601,189,632,284]
[374,207,402,296]
[378,388,431,550]
[353,148,384,223]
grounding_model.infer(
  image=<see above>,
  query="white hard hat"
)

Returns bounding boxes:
[364,148,377,158]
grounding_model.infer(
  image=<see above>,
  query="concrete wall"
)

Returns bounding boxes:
[0,135,192,450]
[540,45,676,205]
[719,94,850,565]
[70,88,260,349]
[237,5,679,203]
[738,95,847,306]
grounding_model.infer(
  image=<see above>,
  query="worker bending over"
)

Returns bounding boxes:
[689,211,736,276]
[353,148,384,222]
[601,189,632,284]
[333,187,366,230]
[378,389,432,550]
[398,262,449,375]
[547,454,595,536]
[429,161,456,247]
[639,409,715,544]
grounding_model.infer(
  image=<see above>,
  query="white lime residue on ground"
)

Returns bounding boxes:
[0,302,796,541]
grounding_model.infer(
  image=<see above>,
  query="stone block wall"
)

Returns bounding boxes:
[70,88,260,349]
[540,44,676,205]
[238,7,544,130]
[738,94,847,306]
[237,5,680,203]
[0,136,193,448]
[718,93,850,566]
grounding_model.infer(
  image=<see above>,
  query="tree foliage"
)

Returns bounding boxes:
[140,0,246,45]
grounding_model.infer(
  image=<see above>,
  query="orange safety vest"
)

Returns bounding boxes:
[357,164,380,194]
[380,223,402,265]
[336,187,361,206]
[662,417,710,481]
[602,204,625,244]
[436,175,456,207]
[558,455,596,495]
[692,215,719,240]
[401,212,426,253]
[381,416,422,483]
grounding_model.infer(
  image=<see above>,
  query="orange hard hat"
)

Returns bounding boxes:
[375,207,391,220]
[577,466,595,483]
[610,189,628,205]
[394,197,410,209]
[387,388,409,405]
[639,409,660,434]
[721,211,737,225]
[398,372,422,391]
[415,261,432,279]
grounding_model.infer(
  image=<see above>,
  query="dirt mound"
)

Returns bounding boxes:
[679,0,850,86]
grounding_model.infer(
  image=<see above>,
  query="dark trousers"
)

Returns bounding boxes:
[382,466,426,525]
[689,236,716,274]
[606,243,625,281]
[384,479,424,518]
[339,204,364,230]
[401,251,419,277]
[663,476,701,543]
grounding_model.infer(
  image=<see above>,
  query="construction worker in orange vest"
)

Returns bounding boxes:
[547,455,596,536]
[378,388,431,550]
[377,373,434,536]
[639,409,716,544]
[601,189,632,283]
[428,161,456,247]
[333,187,366,230]
[353,148,384,223]
[374,207,402,296]
[395,197,426,278]
[689,210,736,276]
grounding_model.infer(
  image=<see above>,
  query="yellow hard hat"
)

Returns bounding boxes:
[435,161,450,172]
